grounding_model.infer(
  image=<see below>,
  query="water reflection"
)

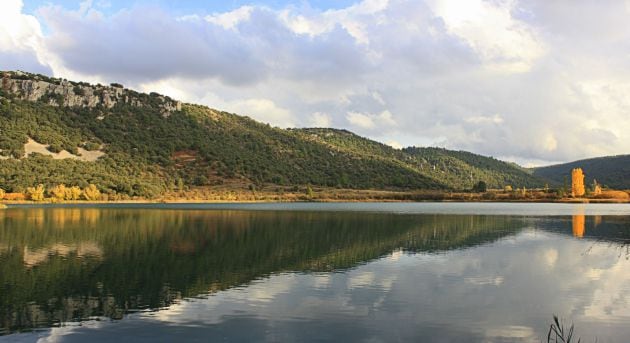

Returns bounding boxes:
[572,214,585,238]
[537,213,630,246]
[23,242,102,268]
[1,207,630,342]
[0,209,523,335]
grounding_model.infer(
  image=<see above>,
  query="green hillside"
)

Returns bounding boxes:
[295,128,542,190]
[0,71,543,198]
[534,155,630,189]
[403,147,539,190]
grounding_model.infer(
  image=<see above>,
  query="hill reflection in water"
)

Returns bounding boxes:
[0,208,523,334]
[1,207,630,342]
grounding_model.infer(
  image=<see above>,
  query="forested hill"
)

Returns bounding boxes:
[533,155,630,189]
[295,128,541,190]
[0,71,543,198]
[403,147,538,191]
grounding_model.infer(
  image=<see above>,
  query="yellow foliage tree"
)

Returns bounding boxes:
[65,186,82,200]
[26,184,46,201]
[83,184,101,201]
[571,168,585,197]
[0,188,5,200]
[49,184,67,201]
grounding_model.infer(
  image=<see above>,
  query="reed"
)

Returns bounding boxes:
[547,315,580,343]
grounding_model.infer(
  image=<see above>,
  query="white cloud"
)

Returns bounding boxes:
[346,110,396,130]
[347,111,376,129]
[0,0,51,74]
[464,114,504,125]
[205,6,253,30]
[378,110,396,126]
[371,91,386,105]
[310,112,332,127]
[223,98,295,128]
[427,0,545,73]
[0,0,40,50]
[387,140,403,149]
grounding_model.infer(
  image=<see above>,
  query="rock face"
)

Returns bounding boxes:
[1,71,182,114]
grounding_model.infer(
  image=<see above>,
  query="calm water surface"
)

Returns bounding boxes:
[1,203,630,342]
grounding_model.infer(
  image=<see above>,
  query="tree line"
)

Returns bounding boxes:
[0,183,101,202]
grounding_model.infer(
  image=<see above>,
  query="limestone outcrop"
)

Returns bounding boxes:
[1,71,182,114]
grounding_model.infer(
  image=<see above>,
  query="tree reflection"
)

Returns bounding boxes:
[572,214,585,238]
[0,209,525,334]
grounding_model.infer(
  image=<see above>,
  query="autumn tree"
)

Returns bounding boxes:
[49,184,67,201]
[26,184,45,201]
[83,184,101,201]
[0,188,5,200]
[571,168,585,197]
[66,186,82,200]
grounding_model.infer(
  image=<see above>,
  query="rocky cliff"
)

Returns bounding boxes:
[1,71,181,115]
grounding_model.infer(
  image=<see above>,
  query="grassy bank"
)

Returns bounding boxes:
[3,186,630,204]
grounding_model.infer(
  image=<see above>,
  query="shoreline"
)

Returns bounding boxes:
[2,198,630,206]
[3,187,630,206]
[4,185,630,206]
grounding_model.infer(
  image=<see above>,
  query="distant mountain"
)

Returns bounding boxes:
[0,71,543,198]
[534,155,630,189]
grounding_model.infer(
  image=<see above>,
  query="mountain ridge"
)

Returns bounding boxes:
[0,70,544,198]
[533,154,630,189]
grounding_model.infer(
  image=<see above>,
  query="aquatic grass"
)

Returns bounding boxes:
[547,315,581,343]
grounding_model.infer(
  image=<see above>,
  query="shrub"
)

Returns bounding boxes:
[65,186,82,200]
[472,181,487,193]
[83,184,101,201]
[482,192,496,200]
[49,184,67,200]
[26,184,45,201]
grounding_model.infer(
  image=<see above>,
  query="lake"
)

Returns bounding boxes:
[1,202,630,342]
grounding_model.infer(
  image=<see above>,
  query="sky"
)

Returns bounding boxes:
[2,0,630,166]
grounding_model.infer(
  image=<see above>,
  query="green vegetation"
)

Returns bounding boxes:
[25,184,44,201]
[472,180,487,192]
[403,147,540,189]
[534,155,630,190]
[0,71,545,198]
